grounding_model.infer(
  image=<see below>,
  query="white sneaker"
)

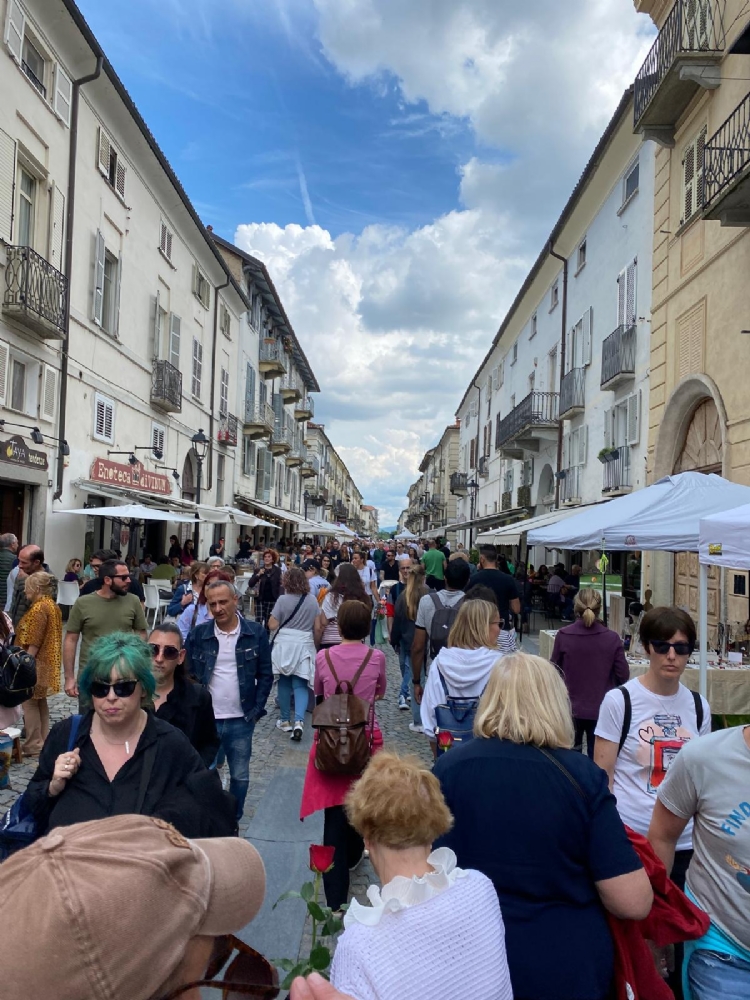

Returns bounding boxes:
[291,721,304,742]
[276,719,293,733]
[408,722,424,734]
[398,695,409,710]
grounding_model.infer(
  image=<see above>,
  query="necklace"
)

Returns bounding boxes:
[95,714,146,756]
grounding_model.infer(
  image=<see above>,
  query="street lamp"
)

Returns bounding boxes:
[191,428,209,549]
[466,479,479,550]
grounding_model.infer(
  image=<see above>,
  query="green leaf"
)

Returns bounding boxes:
[322,916,344,936]
[309,945,331,971]
[281,962,313,991]
[271,958,296,972]
[273,890,302,909]
[307,901,327,922]
[300,881,315,901]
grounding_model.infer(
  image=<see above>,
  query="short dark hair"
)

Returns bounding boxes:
[464,584,499,609]
[445,558,470,591]
[99,559,127,582]
[22,545,44,565]
[479,545,498,565]
[302,559,319,572]
[640,606,696,652]
[338,599,371,640]
[149,621,183,647]
[92,549,117,563]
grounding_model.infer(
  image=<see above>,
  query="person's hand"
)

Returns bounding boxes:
[50,747,81,796]
[290,973,355,1000]
[181,592,193,607]
[412,683,423,705]
[64,676,79,698]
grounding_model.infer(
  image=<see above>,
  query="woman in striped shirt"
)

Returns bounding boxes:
[316,563,371,649]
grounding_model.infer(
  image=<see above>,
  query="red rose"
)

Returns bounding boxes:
[309,844,336,874]
[436,731,454,751]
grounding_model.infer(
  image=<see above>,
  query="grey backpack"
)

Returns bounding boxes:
[429,593,464,658]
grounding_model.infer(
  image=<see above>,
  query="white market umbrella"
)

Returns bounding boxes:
[54,503,197,523]
[394,529,417,540]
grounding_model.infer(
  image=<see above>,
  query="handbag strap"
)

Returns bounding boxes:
[277,593,307,634]
[136,742,157,814]
[535,746,588,803]
[66,714,82,752]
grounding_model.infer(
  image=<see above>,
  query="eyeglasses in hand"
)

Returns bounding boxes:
[160,934,279,999]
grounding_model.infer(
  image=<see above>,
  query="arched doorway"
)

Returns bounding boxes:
[537,463,555,510]
[179,451,197,545]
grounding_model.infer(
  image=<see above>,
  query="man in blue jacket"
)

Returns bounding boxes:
[185,579,273,821]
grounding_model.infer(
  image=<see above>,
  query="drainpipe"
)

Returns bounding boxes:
[470,377,481,549]
[549,244,568,508]
[207,276,230,494]
[54,55,104,500]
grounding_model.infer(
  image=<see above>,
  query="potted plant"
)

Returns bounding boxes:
[598,447,620,464]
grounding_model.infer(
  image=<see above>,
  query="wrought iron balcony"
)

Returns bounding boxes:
[517,485,532,510]
[259,338,287,379]
[300,451,319,478]
[280,368,302,402]
[601,325,636,389]
[294,394,314,421]
[285,440,303,467]
[3,246,67,339]
[602,448,632,495]
[501,490,512,511]
[243,401,274,439]
[634,0,723,142]
[269,421,292,455]
[450,472,469,496]
[560,368,585,418]
[217,413,238,447]
[704,91,750,226]
[560,466,582,506]
[495,392,559,456]
[151,359,182,413]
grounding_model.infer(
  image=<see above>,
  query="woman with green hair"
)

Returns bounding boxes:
[25,632,232,837]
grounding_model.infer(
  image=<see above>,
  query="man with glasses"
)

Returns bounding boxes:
[80,549,146,605]
[63,560,148,698]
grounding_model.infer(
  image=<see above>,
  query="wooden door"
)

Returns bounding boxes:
[0,485,24,540]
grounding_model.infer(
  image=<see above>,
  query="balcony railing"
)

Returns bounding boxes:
[294,394,314,421]
[704,91,750,225]
[243,401,274,438]
[280,369,302,401]
[495,392,559,450]
[259,338,287,377]
[269,421,292,453]
[501,491,512,511]
[517,485,532,509]
[560,466,582,505]
[151,359,182,413]
[22,60,46,97]
[300,451,319,478]
[559,368,585,418]
[602,448,632,495]
[217,413,238,446]
[601,325,636,389]
[478,456,489,478]
[634,0,724,133]
[450,472,468,495]
[3,245,67,339]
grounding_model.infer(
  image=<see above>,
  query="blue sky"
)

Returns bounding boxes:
[75,0,653,526]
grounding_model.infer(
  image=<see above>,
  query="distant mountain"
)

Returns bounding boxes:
[380,526,397,535]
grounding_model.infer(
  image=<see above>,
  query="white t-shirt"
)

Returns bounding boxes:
[209,615,244,719]
[595,676,711,850]
[415,589,465,654]
[357,565,377,593]
[395,553,411,564]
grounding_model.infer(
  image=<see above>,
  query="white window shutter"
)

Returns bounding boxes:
[98,127,111,177]
[0,127,17,243]
[113,254,122,337]
[583,309,593,366]
[0,340,9,407]
[93,230,105,324]
[115,160,126,199]
[627,391,641,445]
[578,424,588,465]
[49,184,65,271]
[696,126,706,213]
[169,313,181,369]
[562,431,570,469]
[603,407,612,449]
[150,291,160,358]
[53,65,73,127]
[617,269,626,327]
[626,261,637,326]
[41,365,57,422]
[4,0,24,63]
[499,360,504,386]
[683,142,694,224]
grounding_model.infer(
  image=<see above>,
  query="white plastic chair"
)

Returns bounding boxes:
[143,583,162,630]
[56,581,81,607]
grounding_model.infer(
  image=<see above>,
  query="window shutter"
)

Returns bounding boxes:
[49,183,65,271]
[53,64,72,127]
[152,423,165,454]
[220,368,229,417]
[245,362,256,420]
[696,126,707,212]
[4,0,24,63]
[191,338,203,396]
[603,407,612,449]
[617,269,626,327]
[578,424,588,465]
[41,364,57,422]
[115,160,126,199]
[97,127,111,177]
[562,431,570,469]
[0,127,17,242]
[0,340,9,407]
[169,314,181,369]
[583,308,593,366]
[113,253,122,337]
[499,360,504,386]
[627,391,641,446]
[683,142,694,224]
[159,221,173,261]
[151,291,160,359]
[93,230,105,324]
[95,394,114,442]
[626,261,637,326]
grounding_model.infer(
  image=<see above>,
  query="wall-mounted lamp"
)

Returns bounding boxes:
[155,464,180,482]
[133,444,164,461]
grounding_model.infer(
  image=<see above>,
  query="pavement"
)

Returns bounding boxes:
[1,631,541,992]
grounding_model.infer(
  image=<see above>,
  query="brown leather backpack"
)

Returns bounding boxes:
[312,648,374,775]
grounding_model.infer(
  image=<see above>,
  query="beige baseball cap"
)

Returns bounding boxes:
[2,814,266,999]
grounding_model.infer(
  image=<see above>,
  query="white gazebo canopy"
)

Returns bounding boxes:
[394,529,417,540]
[699,503,750,571]
[54,503,197,523]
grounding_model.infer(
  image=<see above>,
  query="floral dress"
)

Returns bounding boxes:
[16,596,63,698]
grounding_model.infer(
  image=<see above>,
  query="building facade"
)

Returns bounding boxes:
[304,422,365,534]
[404,424,460,540]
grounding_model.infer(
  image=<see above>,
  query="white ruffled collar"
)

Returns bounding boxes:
[344,847,467,928]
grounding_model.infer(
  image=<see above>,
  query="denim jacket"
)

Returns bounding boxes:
[185,615,273,724]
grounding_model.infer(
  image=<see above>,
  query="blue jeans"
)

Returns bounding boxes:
[689,950,750,999]
[398,646,411,701]
[412,663,426,725]
[277,674,308,723]
[214,717,255,821]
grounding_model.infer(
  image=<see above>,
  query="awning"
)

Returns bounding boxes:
[449,507,528,533]
[54,503,197,524]
[475,505,602,546]
[236,495,309,526]
[74,481,274,527]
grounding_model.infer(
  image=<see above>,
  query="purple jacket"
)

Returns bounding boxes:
[551,618,629,720]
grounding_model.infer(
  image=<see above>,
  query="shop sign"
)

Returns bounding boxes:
[90,457,172,496]
[0,435,48,471]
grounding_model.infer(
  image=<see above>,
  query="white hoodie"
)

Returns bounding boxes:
[420,646,503,740]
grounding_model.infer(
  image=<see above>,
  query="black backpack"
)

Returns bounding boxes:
[617,685,704,753]
[429,593,464,658]
[0,645,37,707]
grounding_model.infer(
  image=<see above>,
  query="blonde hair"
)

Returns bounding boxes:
[345,752,453,848]
[449,550,470,563]
[24,571,55,601]
[65,558,82,574]
[405,562,426,620]
[447,599,497,650]
[474,653,575,748]
[574,587,601,628]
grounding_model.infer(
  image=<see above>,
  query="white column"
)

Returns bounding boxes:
[698,560,708,700]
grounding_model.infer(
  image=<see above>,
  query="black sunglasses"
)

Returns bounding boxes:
[89,679,139,699]
[650,640,693,656]
[112,573,131,580]
[148,643,180,660]
[162,934,279,999]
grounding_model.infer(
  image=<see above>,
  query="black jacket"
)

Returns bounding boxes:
[25,711,234,838]
[249,564,281,605]
[154,676,220,767]
[390,586,429,652]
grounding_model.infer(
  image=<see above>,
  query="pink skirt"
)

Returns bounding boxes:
[300,724,383,820]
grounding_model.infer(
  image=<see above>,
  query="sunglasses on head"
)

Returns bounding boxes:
[148,643,180,660]
[89,679,139,699]
[650,640,693,656]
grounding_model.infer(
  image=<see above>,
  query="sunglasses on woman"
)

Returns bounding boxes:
[148,643,181,659]
[650,640,693,656]
[89,679,139,699]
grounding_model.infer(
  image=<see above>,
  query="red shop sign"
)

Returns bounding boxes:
[90,458,172,496]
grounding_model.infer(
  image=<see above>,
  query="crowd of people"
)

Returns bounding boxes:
[0,527,747,1000]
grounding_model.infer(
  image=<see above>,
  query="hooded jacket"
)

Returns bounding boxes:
[420,646,501,740]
